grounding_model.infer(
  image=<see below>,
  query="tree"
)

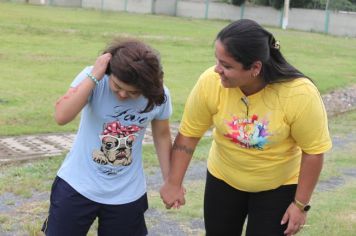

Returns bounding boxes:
[289,0,311,8]
[329,0,356,11]
[231,0,247,6]
[269,0,284,9]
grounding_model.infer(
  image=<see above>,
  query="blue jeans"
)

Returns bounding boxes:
[42,176,148,236]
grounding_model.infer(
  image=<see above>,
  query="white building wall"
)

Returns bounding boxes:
[289,8,325,32]
[82,0,102,9]
[24,0,356,37]
[101,0,126,11]
[329,11,356,37]
[126,0,152,14]
[177,1,206,19]
[50,0,81,7]
[243,6,281,27]
[154,0,177,16]
[208,2,241,21]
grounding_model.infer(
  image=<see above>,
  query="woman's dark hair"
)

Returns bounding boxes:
[216,19,306,83]
[103,38,166,113]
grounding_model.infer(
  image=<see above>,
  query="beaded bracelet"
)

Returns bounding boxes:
[86,72,99,86]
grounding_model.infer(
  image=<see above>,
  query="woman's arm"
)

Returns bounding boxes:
[55,53,111,125]
[282,152,324,236]
[295,152,324,206]
[160,132,200,209]
[151,119,172,181]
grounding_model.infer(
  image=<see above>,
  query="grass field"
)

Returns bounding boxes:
[1,1,356,136]
[0,2,355,235]
[0,110,355,235]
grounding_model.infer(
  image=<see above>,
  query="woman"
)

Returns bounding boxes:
[160,19,332,236]
[42,38,172,235]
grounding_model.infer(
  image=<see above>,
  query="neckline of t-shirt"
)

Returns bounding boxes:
[235,85,267,100]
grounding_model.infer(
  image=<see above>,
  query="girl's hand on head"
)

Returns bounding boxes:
[91,53,112,81]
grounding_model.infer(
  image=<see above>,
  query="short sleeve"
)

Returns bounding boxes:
[289,85,332,154]
[69,66,95,102]
[179,68,218,137]
[71,66,92,87]
[154,86,173,120]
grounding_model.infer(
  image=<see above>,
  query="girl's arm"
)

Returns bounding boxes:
[55,53,111,125]
[160,132,200,208]
[55,78,95,125]
[151,119,172,181]
[282,152,324,236]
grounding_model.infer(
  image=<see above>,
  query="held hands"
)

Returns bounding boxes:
[281,202,307,236]
[91,53,112,81]
[160,182,186,209]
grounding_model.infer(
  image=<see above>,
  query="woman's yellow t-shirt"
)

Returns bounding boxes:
[179,66,332,192]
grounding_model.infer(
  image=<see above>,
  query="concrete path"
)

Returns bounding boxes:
[0,125,181,165]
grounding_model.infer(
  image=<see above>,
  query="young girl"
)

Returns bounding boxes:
[42,38,172,235]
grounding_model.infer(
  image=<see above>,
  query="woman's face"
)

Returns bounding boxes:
[214,40,258,90]
[109,75,141,100]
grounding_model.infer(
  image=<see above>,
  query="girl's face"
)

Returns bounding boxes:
[214,40,263,94]
[109,75,141,100]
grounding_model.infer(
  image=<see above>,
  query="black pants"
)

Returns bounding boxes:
[204,170,297,236]
[42,176,148,236]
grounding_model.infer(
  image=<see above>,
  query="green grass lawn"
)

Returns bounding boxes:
[0,2,355,235]
[0,110,356,235]
[1,2,356,136]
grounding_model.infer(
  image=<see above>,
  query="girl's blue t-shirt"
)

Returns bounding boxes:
[57,66,172,204]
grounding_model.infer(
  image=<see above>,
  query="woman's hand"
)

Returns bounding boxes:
[159,133,199,210]
[281,202,307,236]
[160,182,186,209]
[91,53,112,81]
[281,152,323,235]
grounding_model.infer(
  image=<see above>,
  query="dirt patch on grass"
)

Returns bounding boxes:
[323,84,356,117]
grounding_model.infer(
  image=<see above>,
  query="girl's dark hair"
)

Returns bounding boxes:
[103,38,166,113]
[216,19,306,83]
